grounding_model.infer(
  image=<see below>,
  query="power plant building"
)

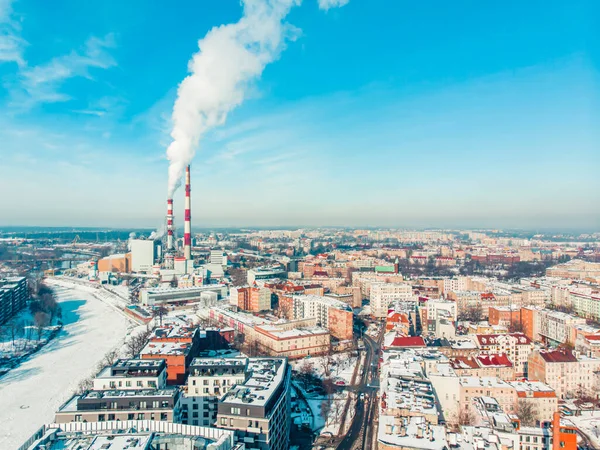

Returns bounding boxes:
[130,238,157,273]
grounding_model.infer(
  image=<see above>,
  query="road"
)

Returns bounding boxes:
[336,323,385,450]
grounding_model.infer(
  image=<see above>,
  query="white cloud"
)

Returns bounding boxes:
[0,0,26,66]
[12,33,117,107]
[317,0,350,11]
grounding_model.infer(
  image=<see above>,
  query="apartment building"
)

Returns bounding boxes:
[475,333,533,377]
[55,388,181,423]
[450,354,515,380]
[459,377,517,416]
[231,286,272,312]
[254,321,331,358]
[208,306,331,358]
[509,380,558,423]
[423,298,457,339]
[93,359,167,391]
[182,357,248,427]
[528,348,600,399]
[537,310,586,346]
[370,282,414,319]
[217,358,291,450]
[0,276,27,324]
[287,294,353,340]
[546,260,600,282]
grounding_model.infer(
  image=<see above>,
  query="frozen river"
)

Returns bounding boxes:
[0,282,131,448]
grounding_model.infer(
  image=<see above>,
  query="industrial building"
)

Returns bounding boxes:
[130,238,158,273]
[140,285,226,307]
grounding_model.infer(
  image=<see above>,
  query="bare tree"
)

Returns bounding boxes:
[124,327,153,358]
[298,362,316,391]
[458,407,475,426]
[153,306,169,327]
[75,375,94,394]
[516,401,538,426]
[96,348,120,372]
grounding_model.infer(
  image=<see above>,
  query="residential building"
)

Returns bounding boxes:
[474,333,533,377]
[232,286,272,312]
[459,377,517,416]
[55,388,181,423]
[528,348,600,399]
[0,276,27,324]
[370,282,414,319]
[182,357,248,427]
[93,359,168,391]
[509,380,558,423]
[287,294,353,340]
[217,358,291,450]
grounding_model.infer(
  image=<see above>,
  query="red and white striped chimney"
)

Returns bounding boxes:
[184,165,192,260]
[166,198,174,250]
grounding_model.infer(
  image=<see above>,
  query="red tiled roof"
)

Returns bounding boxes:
[539,349,578,363]
[450,356,479,370]
[390,336,426,348]
[585,335,600,341]
[477,353,513,367]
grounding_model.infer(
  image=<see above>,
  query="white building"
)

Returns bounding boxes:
[93,359,167,391]
[370,282,414,318]
[210,250,228,267]
[130,238,156,273]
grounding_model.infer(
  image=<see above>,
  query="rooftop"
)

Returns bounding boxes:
[221,358,287,408]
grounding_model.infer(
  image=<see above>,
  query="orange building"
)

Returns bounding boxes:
[520,306,539,341]
[140,322,200,384]
[97,253,131,273]
[234,286,271,312]
[328,307,353,340]
[488,306,521,328]
[553,412,578,450]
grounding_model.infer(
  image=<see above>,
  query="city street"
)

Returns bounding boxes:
[335,322,385,450]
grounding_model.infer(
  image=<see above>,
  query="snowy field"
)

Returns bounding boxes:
[0,282,132,448]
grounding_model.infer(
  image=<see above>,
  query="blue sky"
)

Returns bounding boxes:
[0,0,598,229]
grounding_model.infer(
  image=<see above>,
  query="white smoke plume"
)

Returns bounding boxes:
[165,0,349,197]
[318,0,349,10]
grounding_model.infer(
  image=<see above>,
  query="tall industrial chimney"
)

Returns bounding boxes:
[184,165,192,260]
[166,198,174,250]
[164,198,175,269]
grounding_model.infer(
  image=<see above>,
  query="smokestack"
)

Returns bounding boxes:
[184,165,192,260]
[166,198,174,251]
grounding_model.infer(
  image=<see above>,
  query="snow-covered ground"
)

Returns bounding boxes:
[292,352,359,435]
[0,309,61,360]
[293,352,358,385]
[0,282,132,448]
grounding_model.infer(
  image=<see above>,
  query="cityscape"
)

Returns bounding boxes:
[0,1,599,450]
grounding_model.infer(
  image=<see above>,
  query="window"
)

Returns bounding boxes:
[126,381,131,387]
[108,414,115,420]
[153,401,159,408]
[232,407,241,414]
[161,412,168,420]
[193,404,198,410]
[137,380,143,387]
[98,414,105,422]
[221,418,227,425]
[140,401,147,409]
[128,413,135,420]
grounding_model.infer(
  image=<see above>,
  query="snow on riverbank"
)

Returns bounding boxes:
[0,283,132,448]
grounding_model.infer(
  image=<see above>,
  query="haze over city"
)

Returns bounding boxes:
[0,0,597,229]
